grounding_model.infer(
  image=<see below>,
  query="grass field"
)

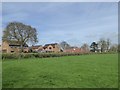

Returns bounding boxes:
[2,54,118,88]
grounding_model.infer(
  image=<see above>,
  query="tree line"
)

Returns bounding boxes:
[90,38,119,53]
[2,21,119,53]
[60,40,119,53]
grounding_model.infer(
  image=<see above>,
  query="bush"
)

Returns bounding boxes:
[2,52,82,60]
[2,53,19,60]
[2,52,116,60]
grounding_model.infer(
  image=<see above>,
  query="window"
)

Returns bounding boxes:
[11,51,14,53]
[49,47,52,49]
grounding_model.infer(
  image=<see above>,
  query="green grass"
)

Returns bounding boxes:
[2,54,118,88]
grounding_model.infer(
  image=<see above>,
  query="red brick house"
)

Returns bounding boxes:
[43,43,61,52]
[0,41,29,53]
[31,45,43,52]
[64,47,81,53]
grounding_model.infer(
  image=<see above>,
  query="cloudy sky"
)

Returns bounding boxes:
[2,2,118,46]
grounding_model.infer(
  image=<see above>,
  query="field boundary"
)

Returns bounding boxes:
[2,52,118,60]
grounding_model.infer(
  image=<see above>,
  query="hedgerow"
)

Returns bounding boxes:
[2,52,117,60]
[2,52,86,60]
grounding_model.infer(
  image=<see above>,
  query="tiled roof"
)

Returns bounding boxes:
[32,45,42,49]
[43,43,58,49]
[5,41,28,47]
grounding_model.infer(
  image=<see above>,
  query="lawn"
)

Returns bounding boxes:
[2,54,118,88]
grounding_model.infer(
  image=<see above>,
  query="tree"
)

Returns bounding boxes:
[98,38,111,52]
[118,44,120,52]
[98,38,107,52]
[3,22,38,52]
[90,42,98,52]
[81,43,90,53]
[106,38,111,51]
[109,44,118,52]
[59,41,71,50]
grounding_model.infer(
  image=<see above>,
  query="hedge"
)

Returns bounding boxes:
[2,52,89,60]
[2,52,117,60]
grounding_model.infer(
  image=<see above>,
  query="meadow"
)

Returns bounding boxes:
[2,54,118,88]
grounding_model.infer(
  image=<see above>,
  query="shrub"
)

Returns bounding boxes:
[2,52,116,60]
[2,53,19,60]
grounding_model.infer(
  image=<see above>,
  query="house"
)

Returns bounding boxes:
[31,43,62,53]
[43,43,61,52]
[64,47,81,53]
[0,41,29,53]
[31,45,43,52]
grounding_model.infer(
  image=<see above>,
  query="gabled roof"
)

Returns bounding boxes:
[32,45,42,49]
[44,43,58,46]
[43,43,58,49]
[4,41,28,47]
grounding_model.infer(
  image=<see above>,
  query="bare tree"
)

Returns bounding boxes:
[81,43,90,53]
[109,44,118,52]
[98,38,111,52]
[106,38,111,52]
[3,22,38,52]
[59,41,71,50]
[98,38,107,52]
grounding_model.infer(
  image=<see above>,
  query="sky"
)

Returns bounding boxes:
[2,2,118,47]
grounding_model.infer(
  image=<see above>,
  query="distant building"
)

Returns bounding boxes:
[31,45,43,52]
[0,41,84,53]
[64,47,81,53]
[0,41,29,53]
[43,43,61,52]
[31,43,62,53]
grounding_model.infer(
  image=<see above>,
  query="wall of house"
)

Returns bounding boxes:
[38,46,43,51]
[44,45,60,52]
[1,41,28,53]
[24,47,29,53]
[2,41,12,53]
[53,45,60,52]
[12,47,20,53]
[44,45,54,52]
